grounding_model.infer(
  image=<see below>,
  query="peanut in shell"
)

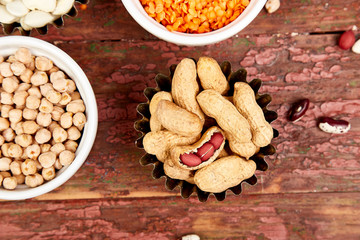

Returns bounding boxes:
[194,155,256,193]
[156,100,203,137]
[171,58,205,124]
[164,158,195,184]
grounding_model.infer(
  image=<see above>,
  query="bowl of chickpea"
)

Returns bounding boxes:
[122,0,266,46]
[0,36,98,200]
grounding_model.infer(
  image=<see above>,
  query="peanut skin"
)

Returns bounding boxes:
[171,58,205,124]
[170,126,226,170]
[149,91,173,132]
[197,57,229,95]
[194,155,256,193]
[197,89,257,158]
[156,100,203,137]
[234,82,273,147]
[164,158,195,184]
[143,130,200,163]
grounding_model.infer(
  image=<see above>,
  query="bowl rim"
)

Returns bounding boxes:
[0,36,98,200]
[122,0,267,46]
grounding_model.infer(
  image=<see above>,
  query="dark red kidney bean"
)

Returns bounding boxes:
[209,132,224,149]
[318,117,351,134]
[196,142,214,162]
[288,99,310,122]
[180,153,202,167]
[339,30,356,50]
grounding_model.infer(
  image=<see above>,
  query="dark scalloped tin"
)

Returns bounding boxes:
[134,60,278,202]
[1,0,89,36]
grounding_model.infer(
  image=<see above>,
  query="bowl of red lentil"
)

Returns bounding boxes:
[122,0,266,46]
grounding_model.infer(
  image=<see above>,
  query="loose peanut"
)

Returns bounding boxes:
[194,155,256,193]
[171,58,205,123]
[197,57,229,95]
[143,130,200,163]
[156,100,202,137]
[233,82,273,147]
[197,89,256,159]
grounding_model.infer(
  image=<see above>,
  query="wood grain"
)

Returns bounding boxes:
[1,192,360,240]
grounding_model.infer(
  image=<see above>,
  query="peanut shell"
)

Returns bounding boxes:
[163,158,195,184]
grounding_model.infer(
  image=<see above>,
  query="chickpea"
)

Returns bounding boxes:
[59,150,75,166]
[39,98,53,113]
[46,89,62,104]
[36,112,52,127]
[1,92,14,105]
[23,108,38,120]
[13,90,29,106]
[0,135,5,146]
[23,121,40,134]
[35,56,53,72]
[66,80,76,93]
[51,106,65,121]
[28,86,41,98]
[48,66,59,75]
[73,112,86,131]
[40,144,51,153]
[17,83,31,91]
[10,160,22,175]
[34,159,42,170]
[0,117,10,131]
[54,159,63,170]
[52,79,69,92]
[1,105,13,118]
[8,109,22,123]
[50,71,65,83]
[70,91,81,100]
[25,95,41,109]
[3,177,17,190]
[30,71,48,86]
[25,58,35,72]
[14,48,32,64]
[42,166,56,181]
[0,62,13,77]
[0,174,2,186]
[48,122,61,133]
[13,173,25,184]
[2,77,19,93]
[0,74,3,84]
[12,122,24,135]
[3,128,15,142]
[66,100,85,113]
[40,83,53,96]
[38,151,56,168]
[8,144,23,158]
[15,134,33,148]
[0,171,11,178]
[20,68,33,83]
[59,92,71,106]
[25,144,41,159]
[50,143,65,156]
[1,143,11,157]
[0,157,11,171]
[53,127,67,143]
[10,62,26,76]
[6,55,17,63]
[21,159,37,175]
[25,173,43,188]
[60,112,73,129]
[0,56,3,63]
[35,128,51,144]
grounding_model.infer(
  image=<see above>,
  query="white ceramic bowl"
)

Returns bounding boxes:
[0,36,98,200]
[122,0,266,46]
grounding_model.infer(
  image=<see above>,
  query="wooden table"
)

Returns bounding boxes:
[1,1,360,239]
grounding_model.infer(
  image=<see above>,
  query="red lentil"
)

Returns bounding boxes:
[140,0,250,33]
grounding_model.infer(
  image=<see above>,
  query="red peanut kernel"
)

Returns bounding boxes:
[180,153,202,167]
[196,142,214,161]
[209,132,224,149]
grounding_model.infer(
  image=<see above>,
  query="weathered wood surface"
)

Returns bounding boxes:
[1,192,360,240]
[1,1,360,40]
[0,0,360,239]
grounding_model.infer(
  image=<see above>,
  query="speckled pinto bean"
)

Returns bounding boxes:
[169,127,225,170]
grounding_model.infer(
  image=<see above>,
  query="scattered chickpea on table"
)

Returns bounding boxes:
[0,47,86,190]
